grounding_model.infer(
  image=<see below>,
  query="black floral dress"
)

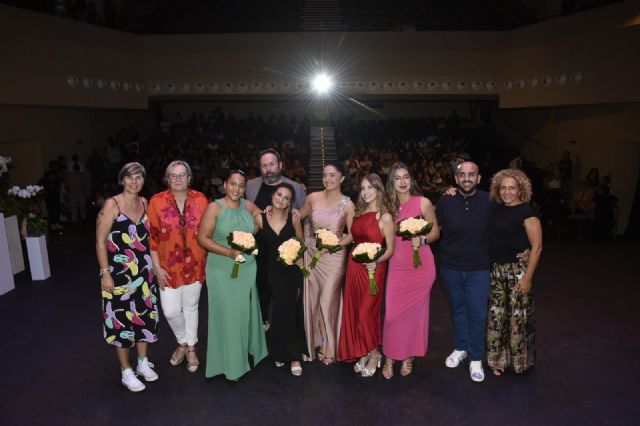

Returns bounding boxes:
[101,205,159,348]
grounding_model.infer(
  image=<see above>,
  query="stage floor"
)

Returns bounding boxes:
[1,226,639,426]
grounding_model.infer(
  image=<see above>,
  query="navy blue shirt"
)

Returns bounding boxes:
[436,189,493,270]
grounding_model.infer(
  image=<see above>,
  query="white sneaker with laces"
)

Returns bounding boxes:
[469,361,485,382]
[136,358,159,382]
[445,349,467,368]
[121,368,146,392]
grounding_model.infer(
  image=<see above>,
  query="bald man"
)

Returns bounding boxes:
[436,162,492,383]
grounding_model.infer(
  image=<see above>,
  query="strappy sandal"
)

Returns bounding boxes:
[169,344,187,366]
[186,347,199,373]
[382,359,394,380]
[400,357,414,376]
[322,356,335,366]
[492,369,503,376]
[354,355,369,373]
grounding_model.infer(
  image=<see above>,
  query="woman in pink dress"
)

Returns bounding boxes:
[299,161,355,365]
[382,162,440,379]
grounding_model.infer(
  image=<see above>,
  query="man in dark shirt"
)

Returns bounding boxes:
[436,161,492,383]
[244,149,307,329]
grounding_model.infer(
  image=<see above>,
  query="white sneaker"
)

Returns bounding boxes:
[469,361,485,382]
[445,349,467,368]
[121,368,145,392]
[136,358,159,382]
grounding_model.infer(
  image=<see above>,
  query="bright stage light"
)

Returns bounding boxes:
[311,73,334,95]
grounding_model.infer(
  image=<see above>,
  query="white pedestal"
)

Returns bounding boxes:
[26,235,51,281]
[0,213,16,295]
[4,215,25,274]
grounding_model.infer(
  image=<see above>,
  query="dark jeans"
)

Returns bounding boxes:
[439,267,490,361]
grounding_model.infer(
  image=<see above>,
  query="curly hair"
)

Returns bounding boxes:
[355,173,396,218]
[490,168,533,203]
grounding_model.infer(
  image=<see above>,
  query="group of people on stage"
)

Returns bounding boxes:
[96,148,542,392]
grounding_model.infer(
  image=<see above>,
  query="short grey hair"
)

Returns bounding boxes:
[164,160,192,185]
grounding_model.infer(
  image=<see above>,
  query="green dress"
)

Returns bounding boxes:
[205,198,267,380]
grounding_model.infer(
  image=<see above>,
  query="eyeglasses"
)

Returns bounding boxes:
[168,173,189,181]
[229,169,245,176]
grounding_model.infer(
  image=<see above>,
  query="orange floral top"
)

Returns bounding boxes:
[148,189,208,288]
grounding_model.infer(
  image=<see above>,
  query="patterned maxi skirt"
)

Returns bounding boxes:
[486,262,536,373]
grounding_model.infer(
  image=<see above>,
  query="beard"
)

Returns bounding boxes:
[262,171,282,185]
[458,181,478,196]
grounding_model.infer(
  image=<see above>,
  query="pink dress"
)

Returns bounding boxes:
[382,195,435,360]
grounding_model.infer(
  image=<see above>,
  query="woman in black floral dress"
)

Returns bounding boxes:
[96,162,160,392]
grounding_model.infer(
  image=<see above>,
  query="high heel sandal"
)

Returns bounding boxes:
[186,348,199,373]
[361,353,382,378]
[382,359,394,380]
[322,356,335,366]
[400,357,414,376]
[354,355,369,373]
[169,344,188,366]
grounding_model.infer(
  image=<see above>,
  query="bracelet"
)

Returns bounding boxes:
[99,268,110,277]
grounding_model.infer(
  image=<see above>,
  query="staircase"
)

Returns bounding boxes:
[307,127,338,192]
[300,0,347,31]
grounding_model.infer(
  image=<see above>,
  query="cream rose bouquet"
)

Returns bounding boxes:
[396,216,433,268]
[226,231,258,279]
[352,242,385,295]
[277,237,309,277]
[309,228,341,268]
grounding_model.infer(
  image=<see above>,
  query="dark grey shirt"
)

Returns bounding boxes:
[436,190,493,271]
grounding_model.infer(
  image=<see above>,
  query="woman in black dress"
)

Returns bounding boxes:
[254,182,307,376]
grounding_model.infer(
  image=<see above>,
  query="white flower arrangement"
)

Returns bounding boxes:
[277,237,309,277]
[352,242,385,295]
[226,231,257,278]
[0,156,11,176]
[7,185,43,199]
[310,228,341,268]
[396,216,433,268]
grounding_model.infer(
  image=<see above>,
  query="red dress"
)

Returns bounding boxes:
[337,212,387,362]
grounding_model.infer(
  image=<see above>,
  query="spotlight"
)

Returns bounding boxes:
[311,73,334,95]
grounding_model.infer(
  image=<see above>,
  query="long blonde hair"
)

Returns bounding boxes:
[356,173,396,218]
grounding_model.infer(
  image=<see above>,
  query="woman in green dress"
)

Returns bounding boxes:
[198,170,267,380]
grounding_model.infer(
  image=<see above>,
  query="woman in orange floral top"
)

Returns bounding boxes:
[148,160,208,373]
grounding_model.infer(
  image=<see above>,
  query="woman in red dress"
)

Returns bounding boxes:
[337,174,395,377]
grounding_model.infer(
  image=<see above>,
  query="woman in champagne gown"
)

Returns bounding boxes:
[300,161,354,365]
[337,174,395,377]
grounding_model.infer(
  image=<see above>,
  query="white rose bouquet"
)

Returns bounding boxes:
[226,231,258,279]
[352,242,385,295]
[310,228,341,269]
[396,216,433,268]
[277,237,309,277]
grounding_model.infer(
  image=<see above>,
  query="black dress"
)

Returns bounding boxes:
[260,212,307,362]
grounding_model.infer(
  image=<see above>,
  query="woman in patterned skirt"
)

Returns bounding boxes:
[96,162,160,392]
[486,169,542,375]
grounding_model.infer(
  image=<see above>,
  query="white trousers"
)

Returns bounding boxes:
[159,281,202,346]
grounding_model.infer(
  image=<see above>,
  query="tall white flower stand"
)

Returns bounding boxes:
[4,214,25,274]
[0,213,16,294]
[25,235,51,280]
